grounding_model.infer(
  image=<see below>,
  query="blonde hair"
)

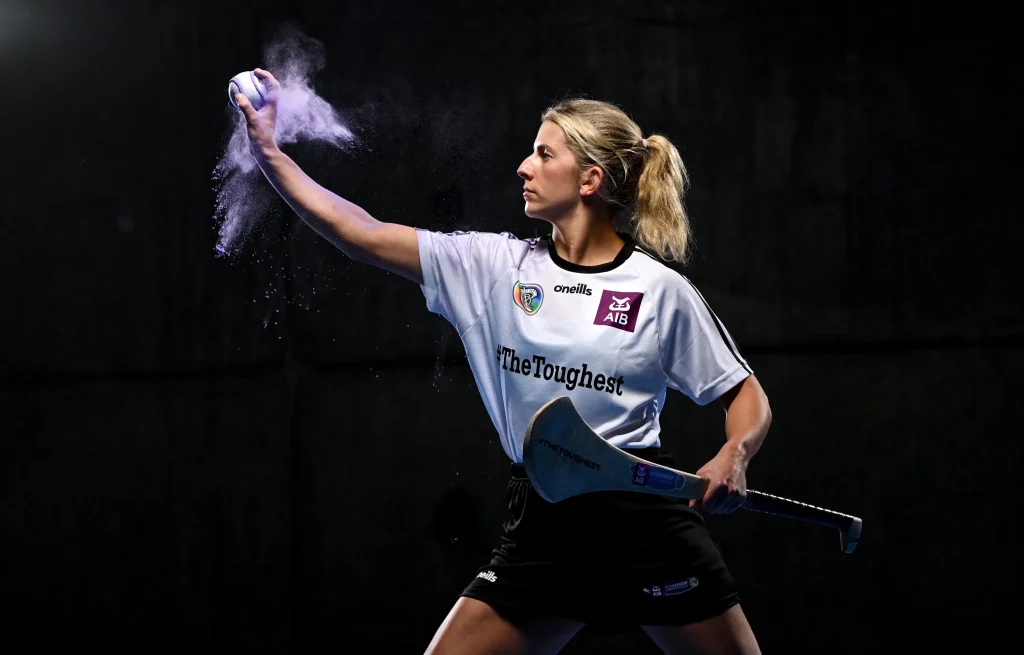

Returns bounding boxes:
[540,98,692,264]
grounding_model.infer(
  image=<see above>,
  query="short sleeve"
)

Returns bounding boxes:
[659,276,752,405]
[416,229,515,334]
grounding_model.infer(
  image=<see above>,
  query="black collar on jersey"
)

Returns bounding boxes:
[542,232,636,274]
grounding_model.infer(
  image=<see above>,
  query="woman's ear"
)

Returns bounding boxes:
[579,165,604,197]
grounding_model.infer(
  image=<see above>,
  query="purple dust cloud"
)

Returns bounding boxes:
[212,24,356,257]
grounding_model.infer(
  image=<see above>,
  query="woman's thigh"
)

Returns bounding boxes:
[642,604,760,655]
[425,596,584,655]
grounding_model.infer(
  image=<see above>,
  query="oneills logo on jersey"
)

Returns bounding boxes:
[554,283,592,296]
[513,281,544,315]
[594,290,644,332]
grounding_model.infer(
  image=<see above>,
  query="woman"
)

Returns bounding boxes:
[235,68,771,655]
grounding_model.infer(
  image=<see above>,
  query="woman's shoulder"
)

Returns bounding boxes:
[627,247,713,309]
[420,228,543,267]
[628,243,685,282]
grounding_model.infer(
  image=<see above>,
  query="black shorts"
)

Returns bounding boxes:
[461,447,740,627]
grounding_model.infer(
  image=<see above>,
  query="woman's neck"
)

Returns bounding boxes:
[548,205,624,266]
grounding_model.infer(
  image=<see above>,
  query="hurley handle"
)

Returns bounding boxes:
[741,489,863,554]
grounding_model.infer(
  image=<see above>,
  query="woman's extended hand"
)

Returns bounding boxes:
[234,68,281,159]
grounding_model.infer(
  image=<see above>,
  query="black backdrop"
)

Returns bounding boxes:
[1,0,1019,653]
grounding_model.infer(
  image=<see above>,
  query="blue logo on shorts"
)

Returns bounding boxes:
[663,577,699,595]
[645,577,699,597]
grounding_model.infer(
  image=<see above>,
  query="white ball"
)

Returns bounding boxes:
[228,70,268,111]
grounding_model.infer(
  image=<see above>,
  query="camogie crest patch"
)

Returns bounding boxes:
[513,282,544,315]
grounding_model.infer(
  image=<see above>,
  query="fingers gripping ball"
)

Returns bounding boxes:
[228,70,268,111]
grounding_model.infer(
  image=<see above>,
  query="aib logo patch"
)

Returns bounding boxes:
[513,282,544,315]
[632,462,650,487]
[594,290,643,332]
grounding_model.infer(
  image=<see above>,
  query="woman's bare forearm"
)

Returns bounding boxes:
[720,375,772,465]
[254,147,379,261]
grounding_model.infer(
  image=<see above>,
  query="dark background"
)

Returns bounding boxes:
[1,0,1019,652]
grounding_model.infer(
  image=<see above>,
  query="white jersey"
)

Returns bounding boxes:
[415,229,752,463]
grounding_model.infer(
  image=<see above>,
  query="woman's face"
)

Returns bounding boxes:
[517,120,592,221]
